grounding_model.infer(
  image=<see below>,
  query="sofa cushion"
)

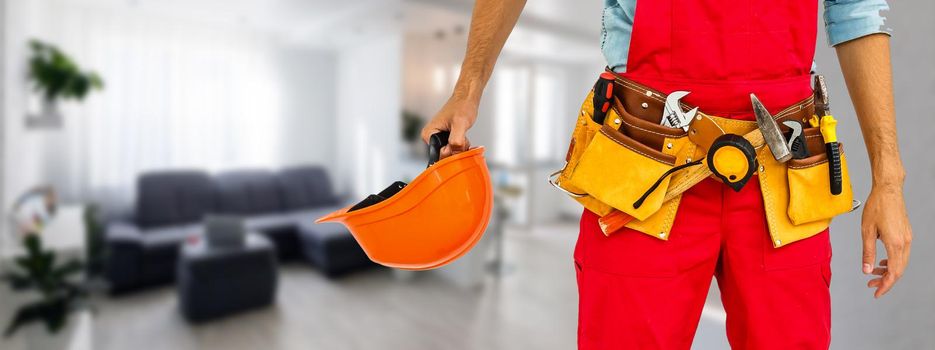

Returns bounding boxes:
[215,170,283,215]
[297,216,373,277]
[107,221,202,248]
[243,213,298,232]
[288,207,341,226]
[277,166,338,210]
[136,171,214,228]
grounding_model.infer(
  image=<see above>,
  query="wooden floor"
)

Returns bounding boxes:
[90,224,740,350]
[18,221,935,350]
[91,226,586,350]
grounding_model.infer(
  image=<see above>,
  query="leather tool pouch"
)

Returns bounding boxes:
[551,90,615,216]
[786,143,854,225]
[565,125,676,221]
[553,72,856,245]
[553,75,688,220]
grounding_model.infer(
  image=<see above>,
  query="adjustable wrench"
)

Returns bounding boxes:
[782,120,810,159]
[661,91,699,131]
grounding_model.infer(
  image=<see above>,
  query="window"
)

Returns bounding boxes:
[493,64,567,165]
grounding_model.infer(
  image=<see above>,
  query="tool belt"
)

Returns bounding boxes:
[550,70,855,247]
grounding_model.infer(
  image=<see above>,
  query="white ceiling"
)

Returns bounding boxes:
[63,0,604,57]
[522,0,603,37]
[404,0,604,64]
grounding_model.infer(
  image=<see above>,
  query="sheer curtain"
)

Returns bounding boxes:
[54,5,285,209]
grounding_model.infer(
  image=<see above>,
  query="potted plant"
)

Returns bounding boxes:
[26,39,103,128]
[401,110,426,157]
[2,234,90,349]
[83,205,107,278]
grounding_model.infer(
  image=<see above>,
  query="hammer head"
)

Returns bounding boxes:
[751,94,792,163]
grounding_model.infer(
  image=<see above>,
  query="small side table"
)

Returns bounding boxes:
[3,205,86,261]
[176,233,278,322]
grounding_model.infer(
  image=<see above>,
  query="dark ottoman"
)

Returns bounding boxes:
[177,233,277,322]
[298,220,374,277]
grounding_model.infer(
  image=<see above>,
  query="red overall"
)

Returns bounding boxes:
[574,1,832,349]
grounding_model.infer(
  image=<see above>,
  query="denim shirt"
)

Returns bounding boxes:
[603,0,892,72]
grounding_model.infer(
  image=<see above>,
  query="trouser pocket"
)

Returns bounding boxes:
[577,209,679,277]
[566,125,677,221]
[786,142,854,225]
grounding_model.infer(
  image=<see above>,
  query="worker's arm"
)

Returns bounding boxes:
[835,33,912,298]
[421,0,528,158]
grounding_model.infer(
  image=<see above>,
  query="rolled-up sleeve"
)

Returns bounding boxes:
[823,0,891,46]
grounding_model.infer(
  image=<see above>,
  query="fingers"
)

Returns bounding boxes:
[447,117,470,153]
[870,260,888,276]
[439,138,471,159]
[874,239,908,298]
[861,189,914,299]
[421,124,444,144]
[861,230,877,275]
[421,100,477,159]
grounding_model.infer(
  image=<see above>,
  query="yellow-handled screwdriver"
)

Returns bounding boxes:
[813,75,843,195]
[820,116,843,195]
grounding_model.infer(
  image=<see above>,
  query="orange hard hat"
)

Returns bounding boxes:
[316,133,493,270]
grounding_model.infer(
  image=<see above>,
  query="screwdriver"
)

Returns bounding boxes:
[813,75,843,196]
[820,115,843,195]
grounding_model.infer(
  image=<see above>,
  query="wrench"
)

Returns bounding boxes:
[661,91,698,131]
[782,120,810,159]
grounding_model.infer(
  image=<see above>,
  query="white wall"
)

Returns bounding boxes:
[275,47,338,169]
[401,5,606,225]
[0,0,7,257]
[334,34,403,198]
[814,3,935,349]
[1,0,52,253]
[0,0,342,227]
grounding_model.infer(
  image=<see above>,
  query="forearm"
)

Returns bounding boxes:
[835,33,905,187]
[454,0,527,104]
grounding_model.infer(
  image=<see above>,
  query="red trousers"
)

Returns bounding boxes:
[574,177,832,350]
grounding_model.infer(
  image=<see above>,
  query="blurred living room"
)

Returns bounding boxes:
[1,0,933,350]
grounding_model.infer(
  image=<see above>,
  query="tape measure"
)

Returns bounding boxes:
[707,134,758,192]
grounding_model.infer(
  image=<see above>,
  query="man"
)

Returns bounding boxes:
[422,0,912,349]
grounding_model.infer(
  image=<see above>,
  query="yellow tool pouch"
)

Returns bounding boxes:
[786,143,854,225]
[551,73,857,247]
[756,139,855,247]
[565,125,676,221]
[551,90,614,216]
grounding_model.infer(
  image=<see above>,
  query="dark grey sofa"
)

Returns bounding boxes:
[298,218,373,277]
[106,171,213,292]
[214,170,303,260]
[105,166,373,294]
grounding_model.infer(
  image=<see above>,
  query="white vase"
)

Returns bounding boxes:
[26,98,64,129]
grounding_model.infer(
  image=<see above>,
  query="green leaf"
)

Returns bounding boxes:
[4,306,39,337]
[4,295,78,337]
[23,235,42,253]
[26,39,103,102]
[51,260,83,279]
[2,272,35,291]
